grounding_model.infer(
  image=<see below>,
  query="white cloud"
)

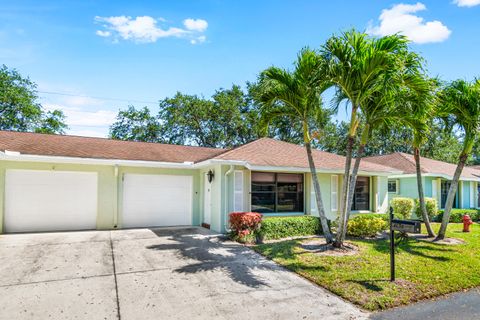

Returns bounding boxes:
[183,18,208,32]
[190,35,206,45]
[95,15,208,44]
[96,30,111,37]
[45,104,116,127]
[367,2,451,44]
[454,0,480,7]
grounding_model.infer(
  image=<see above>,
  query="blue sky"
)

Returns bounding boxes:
[1,0,479,137]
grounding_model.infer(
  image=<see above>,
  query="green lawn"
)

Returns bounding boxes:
[253,223,480,311]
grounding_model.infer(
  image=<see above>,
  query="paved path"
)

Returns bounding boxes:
[371,288,480,320]
[0,227,368,320]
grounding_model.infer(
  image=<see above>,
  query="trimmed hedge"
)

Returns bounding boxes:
[435,209,480,222]
[391,197,414,219]
[414,198,438,221]
[347,214,388,238]
[259,216,322,240]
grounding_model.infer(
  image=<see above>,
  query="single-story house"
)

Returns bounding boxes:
[363,152,480,210]
[0,131,399,234]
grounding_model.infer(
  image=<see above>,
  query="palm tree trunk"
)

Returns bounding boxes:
[305,142,333,243]
[334,135,354,247]
[436,152,468,240]
[414,147,436,237]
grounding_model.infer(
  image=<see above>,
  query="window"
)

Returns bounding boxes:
[251,172,304,213]
[477,183,480,208]
[388,179,398,193]
[351,177,370,211]
[441,180,458,209]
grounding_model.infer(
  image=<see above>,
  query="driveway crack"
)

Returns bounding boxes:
[110,231,121,320]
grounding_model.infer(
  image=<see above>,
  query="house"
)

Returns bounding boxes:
[363,152,480,210]
[0,131,399,234]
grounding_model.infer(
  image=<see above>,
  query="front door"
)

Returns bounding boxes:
[204,174,212,225]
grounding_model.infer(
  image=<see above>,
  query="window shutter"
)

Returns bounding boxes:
[470,182,475,208]
[331,175,338,212]
[311,180,317,213]
[432,179,438,200]
[233,171,244,212]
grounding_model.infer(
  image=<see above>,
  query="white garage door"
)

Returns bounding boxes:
[122,174,193,228]
[5,170,98,233]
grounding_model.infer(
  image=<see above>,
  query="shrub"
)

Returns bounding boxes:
[435,209,480,223]
[347,215,388,238]
[391,197,414,219]
[229,212,262,243]
[259,216,322,240]
[414,198,438,221]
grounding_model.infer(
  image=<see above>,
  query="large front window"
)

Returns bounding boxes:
[351,176,370,211]
[251,172,304,213]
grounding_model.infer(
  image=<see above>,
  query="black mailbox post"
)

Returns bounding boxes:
[389,207,422,282]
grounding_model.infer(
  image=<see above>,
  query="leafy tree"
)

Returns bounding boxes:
[35,110,68,134]
[110,106,162,142]
[254,49,334,243]
[0,64,67,133]
[157,85,260,148]
[437,79,480,240]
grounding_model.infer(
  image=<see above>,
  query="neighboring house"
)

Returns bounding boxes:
[0,131,399,234]
[363,152,480,210]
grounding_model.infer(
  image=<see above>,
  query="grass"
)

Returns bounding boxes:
[253,223,480,311]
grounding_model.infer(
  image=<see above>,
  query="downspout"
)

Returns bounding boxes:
[113,164,119,228]
[224,165,234,231]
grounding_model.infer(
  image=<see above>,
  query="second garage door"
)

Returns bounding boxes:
[122,174,193,228]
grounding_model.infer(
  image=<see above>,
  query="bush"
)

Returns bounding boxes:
[347,215,388,238]
[259,216,322,240]
[229,212,262,243]
[391,197,414,219]
[435,209,480,223]
[414,198,438,221]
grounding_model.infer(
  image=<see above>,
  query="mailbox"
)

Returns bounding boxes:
[391,219,421,234]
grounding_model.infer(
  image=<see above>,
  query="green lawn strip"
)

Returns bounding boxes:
[253,223,480,311]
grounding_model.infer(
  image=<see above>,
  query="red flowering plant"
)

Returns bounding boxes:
[228,212,263,243]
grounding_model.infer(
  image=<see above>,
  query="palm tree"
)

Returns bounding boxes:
[436,79,480,240]
[401,77,437,238]
[254,48,334,243]
[321,30,414,247]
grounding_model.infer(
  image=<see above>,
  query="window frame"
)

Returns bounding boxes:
[351,176,371,212]
[387,179,398,194]
[250,172,304,214]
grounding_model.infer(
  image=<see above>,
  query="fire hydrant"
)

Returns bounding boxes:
[463,215,473,232]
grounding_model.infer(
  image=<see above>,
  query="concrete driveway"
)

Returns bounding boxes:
[0,227,368,320]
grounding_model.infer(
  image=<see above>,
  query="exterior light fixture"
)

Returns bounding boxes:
[207,170,215,183]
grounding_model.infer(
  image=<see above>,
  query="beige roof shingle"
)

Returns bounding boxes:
[213,138,399,173]
[364,152,480,180]
[0,131,225,163]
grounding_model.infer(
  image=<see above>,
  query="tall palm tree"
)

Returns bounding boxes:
[321,30,414,247]
[436,79,480,240]
[254,48,334,243]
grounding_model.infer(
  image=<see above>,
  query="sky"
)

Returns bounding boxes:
[1,0,479,137]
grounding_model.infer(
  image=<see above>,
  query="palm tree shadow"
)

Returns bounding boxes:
[145,228,270,288]
[363,237,453,262]
[347,279,390,292]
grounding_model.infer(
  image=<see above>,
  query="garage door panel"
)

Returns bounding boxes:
[5,170,98,233]
[122,174,192,228]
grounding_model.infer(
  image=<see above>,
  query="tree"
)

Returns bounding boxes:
[254,48,334,243]
[436,79,480,240]
[157,86,260,148]
[110,106,162,142]
[0,64,67,133]
[35,110,68,134]
[321,30,415,247]
[399,76,438,237]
